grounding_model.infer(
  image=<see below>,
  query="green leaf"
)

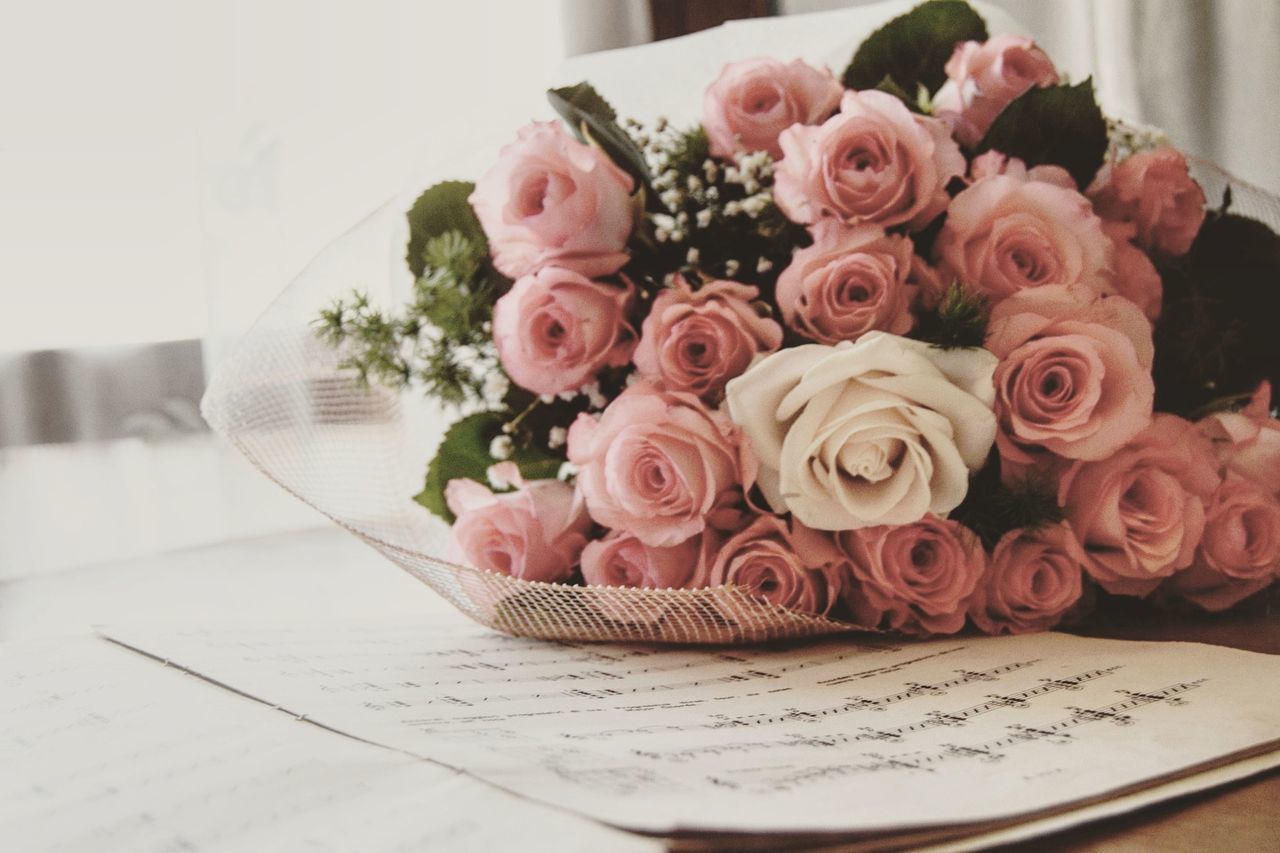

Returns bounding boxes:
[547,82,652,198]
[405,181,487,278]
[414,411,564,522]
[842,0,987,94]
[871,74,921,112]
[976,79,1108,188]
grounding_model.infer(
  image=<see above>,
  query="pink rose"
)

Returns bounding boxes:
[633,275,782,401]
[1089,147,1206,257]
[986,284,1155,467]
[969,150,1075,189]
[1102,220,1163,323]
[1165,563,1274,613]
[703,57,842,160]
[1059,415,1220,596]
[935,174,1114,303]
[709,514,845,615]
[933,35,1059,148]
[1199,382,1280,496]
[567,382,754,547]
[470,121,634,279]
[968,523,1085,634]
[445,465,591,583]
[491,266,637,396]
[581,529,714,590]
[775,222,916,345]
[838,516,987,635]
[908,252,948,312]
[774,89,965,232]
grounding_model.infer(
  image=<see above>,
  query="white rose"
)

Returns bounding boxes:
[725,331,998,530]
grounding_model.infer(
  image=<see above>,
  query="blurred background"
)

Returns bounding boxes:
[2,0,1277,580]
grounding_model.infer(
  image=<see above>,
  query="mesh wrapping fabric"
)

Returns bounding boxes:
[201,140,1280,645]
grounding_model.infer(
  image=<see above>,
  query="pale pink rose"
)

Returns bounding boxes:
[774,89,965,232]
[1199,382,1280,497]
[703,57,842,160]
[932,35,1059,148]
[986,284,1154,466]
[725,333,997,530]
[491,266,637,396]
[775,222,916,345]
[1089,147,1206,257]
[1059,414,1220,596]
[581,529,714,590]
[445,469,591,583]
[838,516,987,636]
[470,121,634,279]
[1101,220,1163,323]
[969,150,1075,189]
[968,523,1085,634]
[567,382,754,547]
[709,514,846,616]
[633,275,782,401]
[935,174,1114,303]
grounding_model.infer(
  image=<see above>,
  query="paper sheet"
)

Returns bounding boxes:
[0,639,657,852]
[102,622,1280,837]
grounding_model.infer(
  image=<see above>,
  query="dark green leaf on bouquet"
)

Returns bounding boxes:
[950,456,1063,550]
[870,74,923,113]
[548,82,653,200]
[1152,213,1280,416]
[976,80,1108,188]
[842,0,988,94]
[415,411,564,522]
[405,181,488,278]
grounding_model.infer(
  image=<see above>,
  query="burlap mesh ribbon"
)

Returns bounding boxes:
[201,134,1280,645]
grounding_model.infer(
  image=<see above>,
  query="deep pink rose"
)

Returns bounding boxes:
[633,275,782,401]
[969,150,1074,190]
[933,35,1059,148]
[1199,382,1280,497]
[936,174,1114,303]
[774,89,965,232]
[1059,415,1220,596]
[838,516,987,635]
[1102,220,1163,323]
[492,266,637,396]
[968,523,1085,635]
[567,382,754,547]
[581,529,714,590]
[708,514,845,615]
[470,121,634,279]
[703,57,842,160]
[1089,147,1206,257]
[445,466,591,583]
[775,222,916,345]
[986,284,1154,467]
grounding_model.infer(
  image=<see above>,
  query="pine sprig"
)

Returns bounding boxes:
[314,229,503,408]
[913,281,990,349]
[950,461,1064,550]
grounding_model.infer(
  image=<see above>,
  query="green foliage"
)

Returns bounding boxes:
[414,412,565,522]
[950,459,1064,550]
[548,82,653,201]
[842,0,988,94]
[315,229,500,407]
[405,181,487,278]
[912,281,990,349]
[976,80,1108,187]
[1153,212,1280,416]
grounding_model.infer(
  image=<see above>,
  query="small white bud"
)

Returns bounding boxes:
[557,461,579,481]
[756,256,774,273]
[695,208,713,228]
[538,393,555,404]
[724,259,740,276]
[547,426,568,449]
[488,434,514,460]
[686,247,701,266]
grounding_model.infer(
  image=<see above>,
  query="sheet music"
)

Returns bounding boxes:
[102,621,1280,835]
[0,639,657,852]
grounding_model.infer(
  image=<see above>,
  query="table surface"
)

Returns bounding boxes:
[3,525,1277,851]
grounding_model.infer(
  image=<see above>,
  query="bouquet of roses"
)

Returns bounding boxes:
[313,0,1280,638]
